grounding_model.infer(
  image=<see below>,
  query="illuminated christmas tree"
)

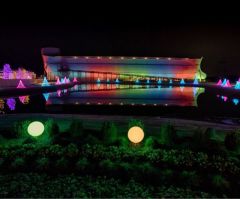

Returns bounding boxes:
[3,64,12,79]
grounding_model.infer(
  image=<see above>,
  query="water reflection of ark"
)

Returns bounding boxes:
[45,84,205,107]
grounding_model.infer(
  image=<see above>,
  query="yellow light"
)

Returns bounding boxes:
[27,121,44,137]
[128,126,144,144]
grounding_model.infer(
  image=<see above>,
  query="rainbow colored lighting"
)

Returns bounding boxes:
[17,80,26,88]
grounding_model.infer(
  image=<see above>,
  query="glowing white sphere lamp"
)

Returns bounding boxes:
[128,126,144,144]
[27,121,45,137]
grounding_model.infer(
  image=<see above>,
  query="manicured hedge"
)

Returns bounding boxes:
[0,173,215,198]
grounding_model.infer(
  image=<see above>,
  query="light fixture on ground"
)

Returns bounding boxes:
[128,126,144,144]
[27,121,45,137]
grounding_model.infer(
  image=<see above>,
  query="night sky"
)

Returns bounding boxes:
[1,8,240,79]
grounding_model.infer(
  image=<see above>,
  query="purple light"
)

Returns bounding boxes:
[43,93,50,101]
[3,64,12,79]
[6,98,16,110]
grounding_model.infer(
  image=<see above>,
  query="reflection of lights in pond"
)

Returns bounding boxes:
[27,121,44,137]
[7,98,16,111]
[128,126,144,144]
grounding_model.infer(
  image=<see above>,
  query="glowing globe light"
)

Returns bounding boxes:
[128,126,144,144]
[27,121,44,137]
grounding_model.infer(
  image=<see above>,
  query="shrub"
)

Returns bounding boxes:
[36,157,49,171]
[99,159,118,175]
[144,136,159,149]
[11,157,25,170]
[14,120,31,138]
[212,175,230,191]
[225,132,240,151]
[101,122,118,144]
[158,123,176,146]
[55,157,68,171]
[68,119,84,138]
[45,119,59,137]
[179,170,200,187]
[65,143,79,157]
[75,157,89,171]
[128,119,144,129]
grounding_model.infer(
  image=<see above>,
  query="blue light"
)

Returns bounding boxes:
[107,78,110,83]
[193,77,198,85]
[221,78,227,87]
[41,77,50,86]
[157,79,162,84]
[233,98,239,105]
[235,81,240,89]
[169,79,173,84]
[97,78,101,83]
[180,78,185,85]
[146,79,150,84]
[43,93,50,101]
[135,79,139,84]
[115,78,120,83]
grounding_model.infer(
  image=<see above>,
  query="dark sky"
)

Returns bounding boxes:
[1,8,240,78]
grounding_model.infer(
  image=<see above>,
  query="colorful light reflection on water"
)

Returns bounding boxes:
[46,84,205,106]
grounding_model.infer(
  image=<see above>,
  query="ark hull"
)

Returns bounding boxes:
[41,48,206,81]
